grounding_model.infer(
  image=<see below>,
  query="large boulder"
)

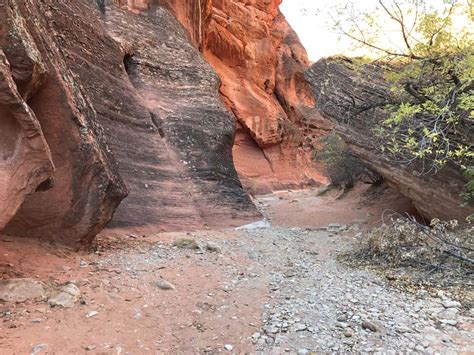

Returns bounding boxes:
[306,57,474,221]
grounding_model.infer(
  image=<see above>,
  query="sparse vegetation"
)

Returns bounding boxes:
[342,216,474,306]
[323,0,474,206]
[314,131,384,188]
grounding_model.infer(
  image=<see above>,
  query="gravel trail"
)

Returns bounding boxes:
[0,189,472,353]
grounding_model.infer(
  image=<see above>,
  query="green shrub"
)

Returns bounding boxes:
[315,131,383,188]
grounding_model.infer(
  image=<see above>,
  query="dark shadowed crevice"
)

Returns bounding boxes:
[35,177,55,192]
[95,0,106,18]
[123,53,135,75]
[150,111,165,138]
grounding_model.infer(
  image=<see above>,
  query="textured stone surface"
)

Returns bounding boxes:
[115,0,328,192]
[1,0,128,246]
[306,57,474,221]
[204,0,327,192]
[0,1,54,229]
[98,4,259,230]
[1,0,259,244]
[1,0,327,244]
[0,278,45,303]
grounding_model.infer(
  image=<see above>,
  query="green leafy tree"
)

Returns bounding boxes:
[327,0,473,203]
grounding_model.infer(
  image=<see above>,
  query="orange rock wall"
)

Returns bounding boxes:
[118,0,329,193]
[208,1,328,193]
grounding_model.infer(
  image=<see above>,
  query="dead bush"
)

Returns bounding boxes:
[343,217,474,306]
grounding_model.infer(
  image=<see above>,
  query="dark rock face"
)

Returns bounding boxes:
[306,58,474,221]
[98,5,259,230]
[0,0,259,245]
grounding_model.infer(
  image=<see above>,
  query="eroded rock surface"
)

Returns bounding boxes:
[98,4,259,230]
[0,1,54,229]
[0,278,45,303]
[306,58,474,221]
[2,0,128,246]
[204,0,328,192]
[1,0,260,244]
[115,0,328,193]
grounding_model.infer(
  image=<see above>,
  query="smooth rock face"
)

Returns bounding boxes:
[2,0,128,246]
[306,58,474,221]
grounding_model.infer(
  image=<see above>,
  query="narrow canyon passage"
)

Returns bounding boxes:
[0,0,472,353]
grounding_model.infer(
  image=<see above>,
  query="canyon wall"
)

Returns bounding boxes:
[203,0,328,193]
[306,58,474,221]
[0,0,333,246]
[117,0,329,193]
[0,0,260,246]
[1,0,128,245]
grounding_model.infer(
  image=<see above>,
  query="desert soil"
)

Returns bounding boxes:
[0,184,472,354]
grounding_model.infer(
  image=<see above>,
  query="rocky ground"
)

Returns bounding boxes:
[0,185,472,353]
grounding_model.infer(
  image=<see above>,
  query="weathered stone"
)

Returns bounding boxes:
[1,0,128,246]
[205,241,221,253]
[31,344,48,355]
[155,280,175,290]
[173,238,199,250]
[0,278,45,303]
[361,320,379,332]
[48,283,81,308]
[343,328,355,337]
[306,58,474,221]
[1,0,264,244]
[223,344,233,351]
[442,300,461,309]
[96,3,260,231]
[85,310,99,318]
[117,0,327,193]
[0,24,53,230]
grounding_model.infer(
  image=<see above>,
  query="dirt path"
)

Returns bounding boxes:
[0,186,472,353]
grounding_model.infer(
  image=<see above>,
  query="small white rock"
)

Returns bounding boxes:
[85,310,98,318]
[442,300,461,309]
[155,280,175,290]
[31,343,48,355]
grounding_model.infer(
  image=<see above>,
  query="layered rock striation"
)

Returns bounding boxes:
[116,0,328,193]
[1,0,127,245]
[306,57,474,221]
[0,0,261,246]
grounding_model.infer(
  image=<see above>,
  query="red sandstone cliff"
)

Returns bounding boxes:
[306,58,474,221]
[0,0,327,246]
[1,0,128,244]
[118,0,329,193]
[0,0,260,246]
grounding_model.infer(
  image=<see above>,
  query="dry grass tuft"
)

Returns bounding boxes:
[342,217,474,308]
